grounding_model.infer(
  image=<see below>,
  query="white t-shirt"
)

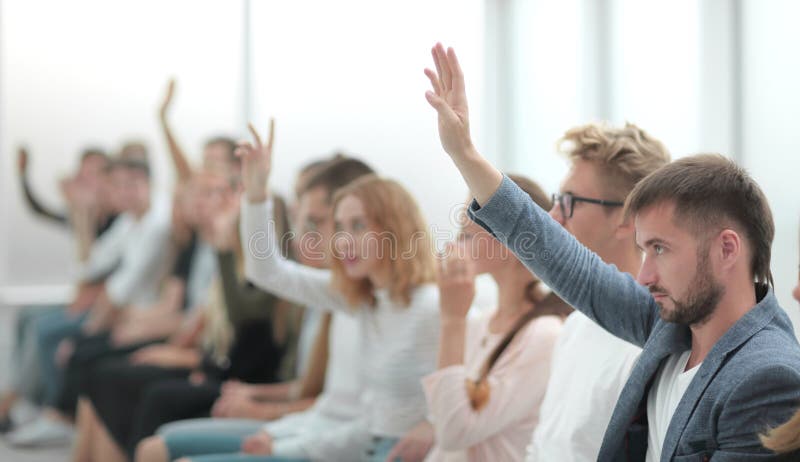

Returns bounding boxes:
[645,350,701,462]
[267,312,363,459]
[527,311,641,462]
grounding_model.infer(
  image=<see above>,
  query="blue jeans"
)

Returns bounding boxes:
[9,305,62,402]
[364,436,401,462]
[165,427,396,462]
[34,307,87,406]
[164,431,308,462]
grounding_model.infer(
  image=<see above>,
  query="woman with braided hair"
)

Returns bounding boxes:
[423,174,571,462]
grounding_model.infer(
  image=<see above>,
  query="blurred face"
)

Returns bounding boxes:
[203,142,238,181]
[333,194,383,280]
[77,154,107,186]
[193,173,231,228]
[110,167,150,215]
[104,170,126,213]
[793,272,800,304]
[93,168,116,212]
[294,186,334,268]
[635,202,725,326]
[548,159,623,258]
[457,202,509,275]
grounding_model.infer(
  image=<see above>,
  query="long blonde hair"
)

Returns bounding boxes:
[330,175,436,307]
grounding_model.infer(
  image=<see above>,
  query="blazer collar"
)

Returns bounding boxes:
[660,284,779,460]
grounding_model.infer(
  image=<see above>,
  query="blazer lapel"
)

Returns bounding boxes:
[660,288,778,461]
[598,322,689,461]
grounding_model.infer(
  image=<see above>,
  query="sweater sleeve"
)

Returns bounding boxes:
[240,198,351,314]
[468,175,658,347]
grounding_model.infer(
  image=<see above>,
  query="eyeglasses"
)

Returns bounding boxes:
[551,192,624,220]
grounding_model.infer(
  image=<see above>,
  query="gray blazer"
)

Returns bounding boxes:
[468,175,800,461]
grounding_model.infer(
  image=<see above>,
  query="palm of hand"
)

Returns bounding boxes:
[237,121,275,202]
[437,245,476,318]
[425,43,473,158]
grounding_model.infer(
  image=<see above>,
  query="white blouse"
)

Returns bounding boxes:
[241,199,440,458]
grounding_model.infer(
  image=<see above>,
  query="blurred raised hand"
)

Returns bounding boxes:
[159,78,175,122]
[436,242,476,320]
[17,147,28,174]
[235,121,275,203]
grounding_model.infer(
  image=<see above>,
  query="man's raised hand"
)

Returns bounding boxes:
[424,43,474,159]
[424,43,503,205]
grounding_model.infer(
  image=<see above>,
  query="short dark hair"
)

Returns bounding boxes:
[119,141,149,162]
[625,154,774,287]
[80,148,107,163]
[205,136,238,164]
[300,156,374,202]
[108,157,151,179]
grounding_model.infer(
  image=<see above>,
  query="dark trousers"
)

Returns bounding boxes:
[56,332,162,416]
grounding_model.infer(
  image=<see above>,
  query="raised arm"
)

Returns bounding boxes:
[18,147,69,225]
[424,44,657,345]
[237,122,350,313]
[159,79,194,184]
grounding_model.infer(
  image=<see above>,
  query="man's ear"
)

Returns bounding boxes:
[718,229,742,270]
[615,213,635,240]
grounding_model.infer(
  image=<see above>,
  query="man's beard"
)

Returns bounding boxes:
[652,249,725,326]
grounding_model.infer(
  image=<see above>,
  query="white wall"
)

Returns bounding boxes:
[741,0,800,325]
[0,0,245,303]
[246,0,485,242]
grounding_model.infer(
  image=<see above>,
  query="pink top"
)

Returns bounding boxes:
[422,311,563,462]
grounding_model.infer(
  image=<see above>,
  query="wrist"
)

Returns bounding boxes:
[449,143,479,161]
[214,237,235,251]
[247,189,269,204]
[440,315,468,329]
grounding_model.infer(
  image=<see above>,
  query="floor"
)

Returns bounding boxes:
[0,304,70,462]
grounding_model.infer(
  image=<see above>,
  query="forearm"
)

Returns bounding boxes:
[176,349,203,368]
[124,311,183,341]
[21,175,69,224]
[437,317,467,369]
[249,380,297,401]
[256,396,316,419]
[240,199,346,312]
[70,206,96,262]
[84,298,121,332]
[169,313,205,347]
[160,116,193,183]
[450,147,504,206]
